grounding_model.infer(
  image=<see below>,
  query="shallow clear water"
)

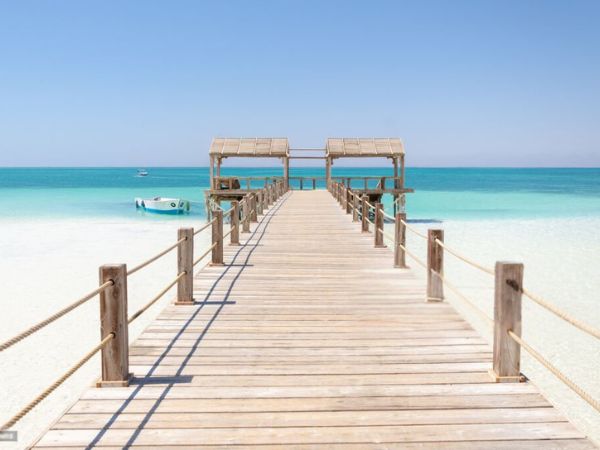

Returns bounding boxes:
[1,167,599,220]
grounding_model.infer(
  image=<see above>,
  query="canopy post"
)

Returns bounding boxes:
[283,157,289,190]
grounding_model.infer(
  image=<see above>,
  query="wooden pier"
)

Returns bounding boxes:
[31,190,594,448]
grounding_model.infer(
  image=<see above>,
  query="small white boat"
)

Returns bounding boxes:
[135,197,190,214]
[137,169,148,177]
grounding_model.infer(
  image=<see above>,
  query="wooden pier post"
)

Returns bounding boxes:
[242,197,251,233]
[261,188,268,212]
[98,264,129,387]
[250,194,258,223]
[394,213,407,268]
[374,203,385,247]
[231,201,240,245]
[176,228,194,304]
[491,262,524,382]
[300,178,304,191]
[346,190,352,214]
[256,192,263,216]
[361,195,369,232]
[312,178,316,190]
[211,210,224,265]
[342,186,348,211]
[352,194,359,222]
[427,229,444,302]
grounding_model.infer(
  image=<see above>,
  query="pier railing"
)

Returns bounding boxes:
[0,179,287,431]
[331,180,600,413]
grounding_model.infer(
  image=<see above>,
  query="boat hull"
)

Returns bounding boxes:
[135,198,190,214]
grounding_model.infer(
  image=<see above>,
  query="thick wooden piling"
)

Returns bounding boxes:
[97,264,129,387]
[491,261,524,382]
[361,195,369,232]
[394,213,407,268]
[427,229,444,302]
[211,210,224,265]
[176,228,194,304]
[374,203,385,248]
[231,201,240,245]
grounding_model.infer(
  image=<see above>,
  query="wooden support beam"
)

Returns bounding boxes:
[250,194,258,223]
[346,190,352,214]
[374,203,385,247]
[491,262,524,383]
[97,264,129,387]
[211,210,224,265]
[312,178,316,190]
[256,192,263,216]
[427,229,444,302]
[176,228,194,304]
[242,197,250,233]
[231,201,240,245]
[394,213,407,268]
[361,195,369,232]
[352,194,359,222]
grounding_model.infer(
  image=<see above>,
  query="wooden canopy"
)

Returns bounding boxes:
[209,138,289,158]
[326,138,404,157]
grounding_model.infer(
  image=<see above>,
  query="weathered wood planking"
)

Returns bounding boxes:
[33,190,595,448]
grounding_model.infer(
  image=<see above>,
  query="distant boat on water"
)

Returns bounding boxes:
[137,169,149,177]
[135,197,190,214]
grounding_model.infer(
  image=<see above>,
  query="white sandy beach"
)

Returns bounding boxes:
[0,215,599,448]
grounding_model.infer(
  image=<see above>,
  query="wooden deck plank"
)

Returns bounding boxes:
[32,190,594,448]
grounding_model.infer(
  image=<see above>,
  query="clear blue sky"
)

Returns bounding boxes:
[0,0,599,167]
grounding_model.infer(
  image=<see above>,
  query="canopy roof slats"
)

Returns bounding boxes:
[210,138,289,158]
[326,138,404,157]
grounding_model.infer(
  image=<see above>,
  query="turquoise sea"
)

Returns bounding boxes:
[0,167,599,221]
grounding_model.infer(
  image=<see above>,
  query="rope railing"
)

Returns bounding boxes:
[328,184,600,415]
[400,219,428,240]
[0,332,115,431]
[0,280,114,353]
[431,270,494,327]
[194,243,216,267]
[127,237,186,276]
[508,330,600,413]
[398,242,427,269]
[128,272,186,324]
[434,238,494,276]
[521,287,600,340]
[194,218,215,236]
[0,186,288,431]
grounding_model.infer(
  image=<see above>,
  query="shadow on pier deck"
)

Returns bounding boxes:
[33,191,594,448]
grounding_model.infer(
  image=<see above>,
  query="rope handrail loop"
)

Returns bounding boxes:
[0,332,115,431]
[0,280,114,352]
[431,270,494,327]
[223,206,234,216]
[365,217,374,225]
[222,229,233,239]
[194,219,216,236]
[434,239,495,276]
[521,287,600,340]
[127,237,187,276]
[399,219,428,240]
[128,272,186,324]
[398,243,427,269]
[507,330,600,413]
[382,210,395,221]
[194,243,217,267]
